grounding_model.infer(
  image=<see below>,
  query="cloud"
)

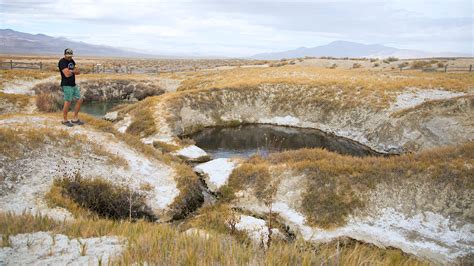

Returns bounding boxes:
[1,0,472,56]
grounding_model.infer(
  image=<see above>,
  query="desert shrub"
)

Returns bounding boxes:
[386,57,399,62]
[329,63,337,69]
[398,62,410,68]
[437,62,445,68]
[36,92,63,112]
[269,62,287,67]
[54,173,156,221]
[411,60,433,69]
[373,63,380,67]
[352,63,362,69]
[370,58,378,62]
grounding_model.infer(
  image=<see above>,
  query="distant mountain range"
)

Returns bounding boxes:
[0,29,155,58]
[251,40,472,60]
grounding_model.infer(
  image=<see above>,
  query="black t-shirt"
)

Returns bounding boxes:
[58,58,76,86]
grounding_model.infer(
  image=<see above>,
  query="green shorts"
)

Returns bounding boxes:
[62,85,81,102]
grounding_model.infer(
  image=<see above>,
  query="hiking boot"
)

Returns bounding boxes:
[62,120,74,127]
[71,119,85,125]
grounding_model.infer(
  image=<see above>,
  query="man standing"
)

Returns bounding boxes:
[58,48,84,127]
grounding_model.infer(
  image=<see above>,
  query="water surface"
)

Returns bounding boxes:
[77,101,125,117]
[188,124,382,158]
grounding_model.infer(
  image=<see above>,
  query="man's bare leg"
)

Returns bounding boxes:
[73,98,83,120]
[63,101,71,122]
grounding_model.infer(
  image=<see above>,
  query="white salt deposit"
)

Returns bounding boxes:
[391,89,466,112]
[0,232,125,265]
[194,158,238,192]
[174,145,209,160]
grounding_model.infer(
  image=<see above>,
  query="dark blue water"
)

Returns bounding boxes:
[188,124,382,158]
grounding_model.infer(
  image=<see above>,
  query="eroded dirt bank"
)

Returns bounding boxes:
[114,83,473,154]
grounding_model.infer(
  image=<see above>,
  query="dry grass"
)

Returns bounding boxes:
[0,127,72,159]
[45,180,97,219]
[0,123,130,169]
[178,65,473,92]
[175,65,473,109]
[35,92,63,112]
[0,69,55,88]
[0,91,30,107]
[0,212,429,265]
[168,162,204,220]
[153,140,180,153]
[78,73,156,80]
[123,98,158,137]
[183,204,251,243]
[126,107,157,137]
[222,156,278,204]
[50,174,156,221]
[225,142,474,228]
[80,113,168,163]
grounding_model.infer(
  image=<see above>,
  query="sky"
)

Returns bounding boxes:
[1,0,472,57]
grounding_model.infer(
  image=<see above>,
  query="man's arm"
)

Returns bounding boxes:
[61,68,74,77]
[61,67,80,77]
[73,67,81,75]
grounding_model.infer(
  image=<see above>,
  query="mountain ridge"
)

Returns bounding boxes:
[251,40,471,59]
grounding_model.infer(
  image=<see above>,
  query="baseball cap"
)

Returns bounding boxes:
[64,48,74,55]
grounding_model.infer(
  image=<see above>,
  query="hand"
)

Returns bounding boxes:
[73,68,81,75]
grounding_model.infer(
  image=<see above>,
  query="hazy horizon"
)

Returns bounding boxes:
[1,0,472,57]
